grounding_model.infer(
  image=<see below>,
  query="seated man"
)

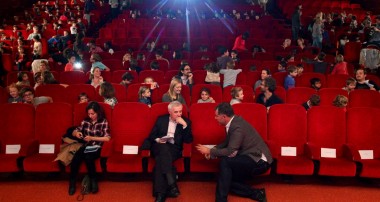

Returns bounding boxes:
[144,101,193,202]
[355,68,380,91]
[20,87,53,107]
[196,103,272,202]
[256,77,284,109]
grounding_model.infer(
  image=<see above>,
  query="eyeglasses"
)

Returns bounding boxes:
[23,93,33,97]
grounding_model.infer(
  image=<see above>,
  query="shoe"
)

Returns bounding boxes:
[155,193,166,202]
[91,178,98,194]
[166,183,180,198]
[251,188,267,202]
[68,179,76,195]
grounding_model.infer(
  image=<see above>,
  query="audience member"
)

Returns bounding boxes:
[143,77,159,90]
[87,67,104,88]
[99,82,118,108]
[120,72,134,88]
[69,101,111,195]
[204,62,221,86]
[254,69,271,90]
[333,95,348,111]
[310,78,322,91]
[331,54,348,75]
[176,64,194,89]
[302,94,320,110]
[232,32,249,52]
[138,86,152,107]
[197,87,215,103]
[90,53,110,72]
[230,87,244,105]
[284,65,297,90]
[78,92,89,104]
[20,87,53,107]
[216,47,233,69]
[162,78,187,106]
[220,61,242,88]
[355,68,380,91]
[7,83,23,103]
[256,77,283,109]
[16,72,31,87]
[342,77,356,94]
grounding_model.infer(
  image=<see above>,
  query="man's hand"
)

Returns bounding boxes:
[175,117,187,128]
[195,144,210,155]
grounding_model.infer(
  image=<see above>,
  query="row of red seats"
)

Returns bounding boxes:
[2,80,380,109]
[0,102,379,178]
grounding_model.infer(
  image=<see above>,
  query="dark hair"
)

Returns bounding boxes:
[78,92,88,100]
[310,77,321,86]
[200,87,211,97]
[42,71,57,84]
[262,69,271,76]
[122,72,134,81]
[355,68,367,75]
[242,31,249,40]
[204,62,220,73]
[17,72,28,82]
[155,49,163,56]
[99,82,115,99]
[20,86,34,97]
[317,52,326,61]
[264,77,277,93]
[309,94,320,106]
[150,61,160,70]
[178,63,190,76]
[215,102,235,117]
[86,101,105,122]
[173,50,183,60]
[231,87,243,98]
[218,46,228,55]
[231,50,238,55]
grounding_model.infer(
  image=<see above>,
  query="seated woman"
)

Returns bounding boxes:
[69,101,111,195]
[90,53,110,72]
[162,78,187,106]
[87,67,104,88]
[99,82,118,108]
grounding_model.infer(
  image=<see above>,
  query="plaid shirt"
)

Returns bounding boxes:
[77,118,111,146]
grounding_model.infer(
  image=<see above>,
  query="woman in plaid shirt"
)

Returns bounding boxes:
[68,102,111,195]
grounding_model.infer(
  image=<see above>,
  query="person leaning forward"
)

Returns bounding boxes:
[196,102,272,202]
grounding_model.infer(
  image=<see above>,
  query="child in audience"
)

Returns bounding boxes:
[333,95,348,111]
[7,83,23,103]
[16,72,31,87]
[220,61,242,88]
[284,65,297,90]
[342,77,356,94]
[138,86,152,107]
[120,72,134,88]
[302,94,320,111]
[296,63,304,77]
[197,87,215,103]
[204,62,221,86]
[230,87,244,105]
[277,61,287,72]
[34,72,42,90]
[310,78,322,91]
[15,46,27,71]
[99,82,118,108]
[78,92,89,104]
[143,77,159,90]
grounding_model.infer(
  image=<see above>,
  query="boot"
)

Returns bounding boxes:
[68,179,76,195]
[91,178,98,194]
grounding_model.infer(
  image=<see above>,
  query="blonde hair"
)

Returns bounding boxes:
[231,87,242,98]
[168,78,182,100]
[336,54,344,63]
[138,86,150,99]
[333,95,348,108]
[7,83,19,93]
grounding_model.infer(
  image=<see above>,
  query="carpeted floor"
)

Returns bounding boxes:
[0,174,379,202]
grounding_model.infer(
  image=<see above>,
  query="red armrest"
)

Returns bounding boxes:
[101,140,113,157]
[182,143,192,157]
[344,144,361,161]
[266,140,279,159]
[304,143,321,160]
[23,139,39,157]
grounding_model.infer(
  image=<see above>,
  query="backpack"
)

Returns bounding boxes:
[77,175,91,201]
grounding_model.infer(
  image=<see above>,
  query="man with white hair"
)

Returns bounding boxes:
[145,101,193,202]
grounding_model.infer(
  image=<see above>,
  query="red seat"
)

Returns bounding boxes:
[112,83,127,103]
[0,104,35,172]
[106,103,151,173]
[267,104,314,175]
[0,87,7,103]
[138,70,165,85]
[163,70,179,84]
[306,106,356,176]
[245,71,261,89]
[272,72,288,88]
[190,103,225,172]
[59,71,87,85]
[65,84,97,105]
[295,73,326,88]
[103,59,123,71]
[347,108,380,178]
[85,71,111,83]
[35,84,67,103]
[344,42,361,63]
[286,87,317,105]
[223,85,255,103]
[191,60,212,70]
[349,90,380,108]
[318,88,348,106]
[192,70,207,85]
[2,54,14,72]
[327,74,351,88]
[23,103,72,172]
[111,70,138,84]
[191,84,223,105]
[237,60,261,72]
[255,85,287,103]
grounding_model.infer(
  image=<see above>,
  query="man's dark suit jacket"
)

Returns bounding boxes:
[146,114,193,152]
[210,116,273,164]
